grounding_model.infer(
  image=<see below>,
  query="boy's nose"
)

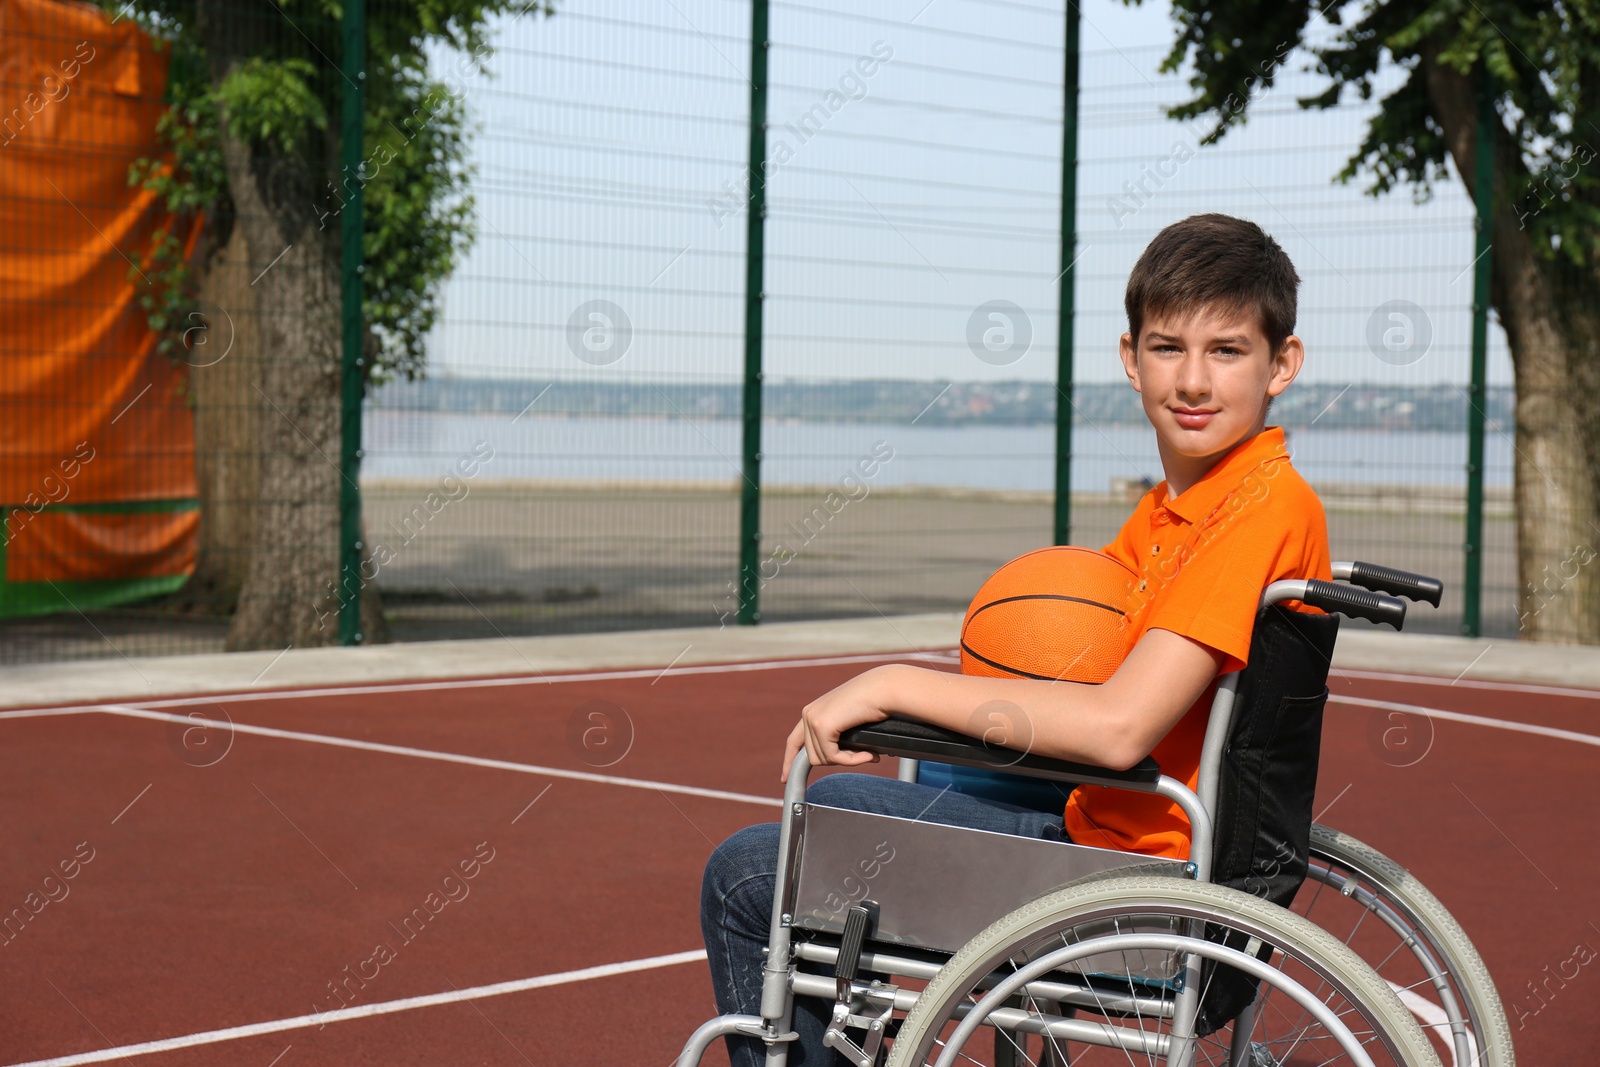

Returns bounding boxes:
[1174,352,1211,400]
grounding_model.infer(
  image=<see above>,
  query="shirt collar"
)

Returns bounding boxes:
[1154,426,1290,525]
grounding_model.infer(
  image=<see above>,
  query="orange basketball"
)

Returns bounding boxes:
[961,546,1137,683]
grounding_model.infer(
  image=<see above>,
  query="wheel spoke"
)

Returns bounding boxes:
[891,876,1442,1067]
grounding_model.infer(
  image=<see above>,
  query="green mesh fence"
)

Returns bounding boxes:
[1,0,1532,666]
[0,0,347,663]
[751,3,1067,625]
[1069,41,1514,637]
[359,0,751,640]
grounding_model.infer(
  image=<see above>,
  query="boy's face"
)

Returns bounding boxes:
[1118,304,1303,487]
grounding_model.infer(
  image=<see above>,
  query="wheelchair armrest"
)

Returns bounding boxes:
[837,716,1162,785]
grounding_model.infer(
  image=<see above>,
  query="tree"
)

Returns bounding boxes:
[118,0,542,649]
[1135,0,1600,642]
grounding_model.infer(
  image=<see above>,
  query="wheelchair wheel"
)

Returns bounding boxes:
[886,875,1441,1067]
[1298,824,1514,1067]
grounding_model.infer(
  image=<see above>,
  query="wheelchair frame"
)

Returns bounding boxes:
[677,563,1500,1067]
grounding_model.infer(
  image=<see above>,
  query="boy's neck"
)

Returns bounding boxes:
[1161,421,1269,499]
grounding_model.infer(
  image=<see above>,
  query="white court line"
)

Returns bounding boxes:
[1335,667,1600,700]
[4,950,707,1067]
[0,707,100,721]
[98,705,783,808]
[0,649,960,718]
[1329,695,1600,748]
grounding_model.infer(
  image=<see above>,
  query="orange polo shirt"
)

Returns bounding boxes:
[1062,426,1330,859]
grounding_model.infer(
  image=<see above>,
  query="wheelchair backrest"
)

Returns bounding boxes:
[1208,603,1340,907]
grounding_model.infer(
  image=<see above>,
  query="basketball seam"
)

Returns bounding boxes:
[958,641,1067,682]
[968,592,1127,620]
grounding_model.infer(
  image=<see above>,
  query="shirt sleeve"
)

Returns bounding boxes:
[1142,496,1300,675]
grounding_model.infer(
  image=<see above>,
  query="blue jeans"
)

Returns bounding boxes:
[700,772,1069,1066]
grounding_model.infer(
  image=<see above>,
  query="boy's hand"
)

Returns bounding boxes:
[780,665,895,783]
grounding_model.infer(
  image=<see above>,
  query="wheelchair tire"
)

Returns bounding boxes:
[1303,823,1515,1067]
[886,875,1442,1067]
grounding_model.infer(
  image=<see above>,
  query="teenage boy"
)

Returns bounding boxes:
[700,213,1330,1065]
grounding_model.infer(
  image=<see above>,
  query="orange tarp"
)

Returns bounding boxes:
[0,0,198,586]
[6,507,197,581]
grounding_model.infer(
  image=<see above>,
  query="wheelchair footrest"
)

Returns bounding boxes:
[824,983,898,1067]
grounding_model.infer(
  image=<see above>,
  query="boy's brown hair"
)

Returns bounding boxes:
[1124,214,1300,355]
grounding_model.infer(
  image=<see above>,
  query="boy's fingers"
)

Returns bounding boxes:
[780,719,806,781]
[807,721,829,769]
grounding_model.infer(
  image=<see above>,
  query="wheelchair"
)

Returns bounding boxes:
[677,563,1511,1067]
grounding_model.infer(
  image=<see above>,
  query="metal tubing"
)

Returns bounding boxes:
[736,0,769,626]
[791,942,1173,1017]
[929,933,1380,1067]
[1170,673,1239,1067]
[675,1014,768,1067]
[1154,776,1211,883]
[1261,579,1309,607]
[753,750,813,1065]
[1227,1000,1258,1066]
[1196,672,1240,825]
[336,0,367,645]
[788,973,1168,1056]
[1315,862,1476,1066]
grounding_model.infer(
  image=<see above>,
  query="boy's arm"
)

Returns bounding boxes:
[780,628,1225,782]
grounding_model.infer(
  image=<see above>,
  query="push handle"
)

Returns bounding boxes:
[1300,579,1407,630]
[1343,560,1444,607]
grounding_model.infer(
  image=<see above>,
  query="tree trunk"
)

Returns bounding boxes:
[180,223,260,615]
[196,4,387,652]
[1421,46,1600,643]
[214,131,387,650]
[1501,268,1600,642]
[216,127,338,650]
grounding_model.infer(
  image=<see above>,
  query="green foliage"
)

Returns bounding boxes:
[126,33,224,361]
[215,57,326,153]
[358,70,477,380]
[1128,0,1600,268]
[107,0,555,381]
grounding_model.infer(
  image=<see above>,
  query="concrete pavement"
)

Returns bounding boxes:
[2,613,1596,709]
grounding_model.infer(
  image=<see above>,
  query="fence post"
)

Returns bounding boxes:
[737,0,769,625]
[1462,72,1493,637]
[1052,1,1081,547]
[338,0,367,645]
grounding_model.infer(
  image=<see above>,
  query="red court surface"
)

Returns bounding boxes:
[0,650,1596,1066]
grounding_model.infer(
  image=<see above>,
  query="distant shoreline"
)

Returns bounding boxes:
[363,409,1516,493]
[368,376,1515,435]
[361,477,1515,516]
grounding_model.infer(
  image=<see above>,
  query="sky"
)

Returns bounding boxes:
[419,0,1514,389]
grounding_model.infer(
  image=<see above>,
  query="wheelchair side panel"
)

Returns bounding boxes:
[791,803,1183,955]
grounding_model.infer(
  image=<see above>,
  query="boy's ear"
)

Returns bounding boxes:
[1266,334,1305,398]
[1118,331,1142,392]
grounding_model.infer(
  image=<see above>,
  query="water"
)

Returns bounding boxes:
[363,410,1513,492]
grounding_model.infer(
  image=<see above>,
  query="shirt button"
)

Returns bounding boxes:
[1138,580,1147,591]
[1152,545,1161,554]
